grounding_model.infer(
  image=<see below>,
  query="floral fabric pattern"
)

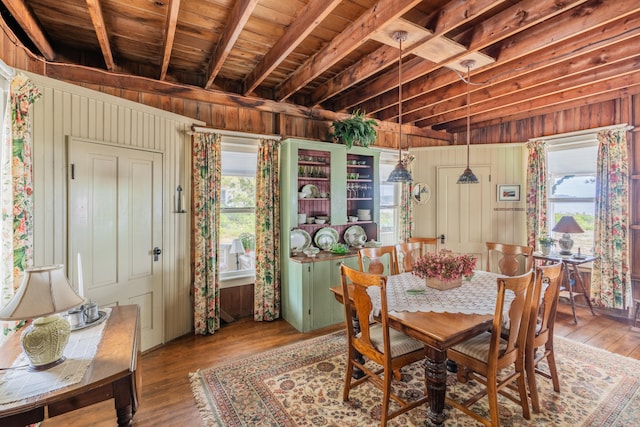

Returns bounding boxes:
[591,129,632,309]
[192,132,221,335]
[254,139,281,321]
[525,140,546,249]
[1,75,40,341]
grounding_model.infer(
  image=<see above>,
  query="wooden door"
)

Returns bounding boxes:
[436,166,492,268]
[67,138,163,350]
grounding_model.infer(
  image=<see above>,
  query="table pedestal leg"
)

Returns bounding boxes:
[424,345,448,426]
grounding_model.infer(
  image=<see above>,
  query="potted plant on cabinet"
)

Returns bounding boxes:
[538,235,556,255]
[329,110,378,149]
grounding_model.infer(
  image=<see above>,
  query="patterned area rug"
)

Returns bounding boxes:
[189,332,640,426]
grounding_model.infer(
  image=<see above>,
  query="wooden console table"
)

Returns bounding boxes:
[0,305,140,427]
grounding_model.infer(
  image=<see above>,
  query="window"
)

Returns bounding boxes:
[378,155,402,245]
[220,145,257,279]
[546,135,598,255]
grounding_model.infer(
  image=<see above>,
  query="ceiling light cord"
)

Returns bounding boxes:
[457,59,479,184]
[386,31,413,183]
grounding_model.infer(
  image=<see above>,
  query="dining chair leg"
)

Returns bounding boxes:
[381,371,392,427]
[343,355,354,401]
[526,347,541,413]
[546,343,560,392]
[487,372,500,427]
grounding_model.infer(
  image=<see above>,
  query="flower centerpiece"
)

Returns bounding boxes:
[412,249,477,290]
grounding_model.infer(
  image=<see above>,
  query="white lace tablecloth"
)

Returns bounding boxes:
[368,270,514,316]
[0,307,111,408]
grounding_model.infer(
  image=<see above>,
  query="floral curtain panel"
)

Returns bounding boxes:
[591,129,632,310]
[254,138,281,321]
[0,75,41,341]
[525,140,547,249]
[192,132,221,334]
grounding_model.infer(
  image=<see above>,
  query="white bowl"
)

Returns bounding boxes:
[315,219,326,224]
[306,217,315,224]
[316,216,329,220]
[298,192,306,199]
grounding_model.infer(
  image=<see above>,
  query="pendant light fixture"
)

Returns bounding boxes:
[387,30,413,183]
[457,59,479,184]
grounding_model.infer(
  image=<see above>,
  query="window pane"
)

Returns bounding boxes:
[221,176,256,208]
[547,142,597,255]
[550,175,596,198]
[220,149,257,277]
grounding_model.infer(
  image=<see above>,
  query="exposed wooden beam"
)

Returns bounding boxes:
[204,0,258,89]
[2,0,55,60]
[465,85,640,134]
[423,68,640,131]
[308,0,505,107]
[159,0,181,80]
[42,62,450,141]
[242,0,341,96]
[400,18,640,125]
[85,0,115,71]
[275,0,424,102]
[334,0,590,114]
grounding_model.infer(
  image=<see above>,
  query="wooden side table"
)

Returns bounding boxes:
[533,253,596,323]
[0,305,140,427]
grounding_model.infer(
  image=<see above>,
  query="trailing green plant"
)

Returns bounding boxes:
[329,110,378,149]
[538,235,556,245]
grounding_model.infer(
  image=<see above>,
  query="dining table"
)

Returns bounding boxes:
[330,269,505,427]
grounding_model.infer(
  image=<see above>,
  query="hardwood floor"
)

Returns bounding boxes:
[41,303,640,427]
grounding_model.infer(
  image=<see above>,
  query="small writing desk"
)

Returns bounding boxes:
[0,305,140,427]
[533,253,596,323]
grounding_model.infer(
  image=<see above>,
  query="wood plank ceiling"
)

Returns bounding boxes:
[1,0,639,145]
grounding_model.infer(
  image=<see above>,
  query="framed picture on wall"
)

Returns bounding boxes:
[497,184,520,202]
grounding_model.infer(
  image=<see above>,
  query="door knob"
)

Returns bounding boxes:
[153,247,162,261]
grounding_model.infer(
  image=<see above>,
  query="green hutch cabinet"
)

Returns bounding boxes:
[280,138,380,332]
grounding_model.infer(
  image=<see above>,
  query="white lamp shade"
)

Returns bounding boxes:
[230,238,245,254]
[0,264,85,320]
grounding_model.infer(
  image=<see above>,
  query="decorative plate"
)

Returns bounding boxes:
[344,225,367,248]
[300,184,319,198]
[290,229,311,253]
[314,227,339,251]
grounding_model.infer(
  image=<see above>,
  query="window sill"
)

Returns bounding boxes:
[220,271,255,288]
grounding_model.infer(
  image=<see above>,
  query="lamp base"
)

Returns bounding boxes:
[21,314,71,369]
[557,233,574,256]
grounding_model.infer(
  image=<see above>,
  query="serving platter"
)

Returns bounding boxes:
[344,225,367,248]
[290,229,311,253]
[314,227,339,251]
[300,184,319,198]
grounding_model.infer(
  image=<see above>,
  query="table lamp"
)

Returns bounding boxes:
[230,238,245,270]
[0,264,85,370]
[552,216,584,255]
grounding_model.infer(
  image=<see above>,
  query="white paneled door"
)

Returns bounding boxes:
[436,166,492,268]
[67,138,163,350]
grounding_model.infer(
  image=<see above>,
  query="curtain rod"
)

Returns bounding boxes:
[190,125,282,141]
[528,124,634,142]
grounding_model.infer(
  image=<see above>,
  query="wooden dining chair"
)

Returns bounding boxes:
[395,241,423,273]
[446,270,535,427]
[358,246,399,275]
[486,242,534,276]
[408,236,438,254]
[339,264,429,426]
[526,261,564,413]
